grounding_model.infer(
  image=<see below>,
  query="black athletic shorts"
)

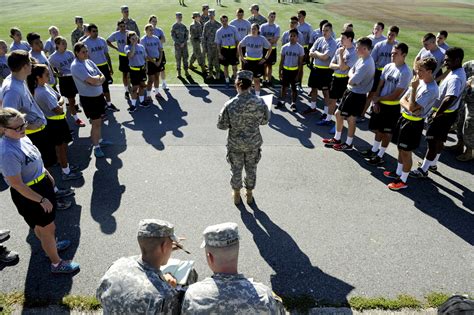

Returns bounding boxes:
[426,111,458,142]
[220,47,239,66]
[129,66,147,86]
[11,175,56,229]
[97,64,112,93]
[28,128,57,168]
[370,68,383,92]
[368,104,401,134]
[308,67,334,90]
[338,90,367,118]
[393,116,424,151]
[281,69,298,87]
[58,76,78,98]
[329,75,349,100]
[242,59,264,78]
[119,55,130,73]
[303,46,310,65]
[262,48,277,65]
[147,57,165,75]
[46,118,73,145]
[79,94,107,120]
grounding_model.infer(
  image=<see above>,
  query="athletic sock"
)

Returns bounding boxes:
[94,144,100,149]
[139,95,145,103]
[107,101,111,106]
[131,98,137,106]
[325,114,332,121]
[335,131,342,141]
[323,105,328,115]
[124,85,128,93]
[52,262,60,267]
[225,77,229,83]
[432,153,441,166]
[255,91,260,96]
[420,159,433,172]
[372,140,381,152]
[396,163,403,176]
[73,114,79,120]
[377,146,387,158]
[310,101,316,109]
[346,137,353,146]
[62,166,71,175]
[400,171,409,183]
[147,89,152,96]
[54,186,59,193]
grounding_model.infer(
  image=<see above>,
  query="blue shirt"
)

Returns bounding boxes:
[215,25,239,47]
[240,35,271,59]
[83,37,109,65]
[71,58,103,97]
[141,35,162,59]
[125,44,147,67]
[48,50,75,76]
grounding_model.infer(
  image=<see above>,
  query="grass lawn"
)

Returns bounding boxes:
[1,0,473,84]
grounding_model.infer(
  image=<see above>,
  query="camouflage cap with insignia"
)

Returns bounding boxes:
[209,9,216,16]
[202,3,209,9]
[176,12,183,17]
[237,70,253,81]
[138,219,179,242]
[192,12,200,18]
[120,5,129,11]
[201,222,240,248]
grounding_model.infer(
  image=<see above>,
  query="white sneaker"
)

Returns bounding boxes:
[162,82,169,91]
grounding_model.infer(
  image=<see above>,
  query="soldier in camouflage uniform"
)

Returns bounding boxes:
[120,5,140,37]
[248,4,268,26]
[189,12,206,73]
[448,60,474,161]
[202,9,222,80]
[181,222,285,314]
[96,219,186,314]
[70,16,86,45]
[217,70,270,204]
[200,4,210,67]
[171,12,190,77]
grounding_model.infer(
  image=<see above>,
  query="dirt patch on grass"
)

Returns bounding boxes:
[326,0,474,34]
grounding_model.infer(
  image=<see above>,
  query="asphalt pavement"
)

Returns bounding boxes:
[0,85,473,306]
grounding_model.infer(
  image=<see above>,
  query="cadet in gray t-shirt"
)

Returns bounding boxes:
[230,16,251,41]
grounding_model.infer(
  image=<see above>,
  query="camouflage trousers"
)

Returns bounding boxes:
[174,44,189,70]
[457,101,474,148]
[227,149,261,190]
[190,40,205,66]
[206,44,220,74]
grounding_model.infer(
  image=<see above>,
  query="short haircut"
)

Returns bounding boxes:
[289,28,299,36]
[10,27,21,37]
[323,22,333,30]
[117,19,126,26]
[237,78,252,89]
[54,36,66,46]
[416,57,437,73]
[138,236,168,257]
[319,19,329,29]
[445,47,464,62]
[26,32,41,45]
[144,23,154,32]
[297,10,306,17]
[237,8,244,14]
[87,24,98,32]
[439,30,448,38]
[290,16,298,22]
[376,22,385,30]
[73,42,86,55]
[268,11,276,17]
[220,15,228,20]
[423,33,436,42]
[394,42,409,55]
[148,15,157,23]
[7,50,30,72]
[357,37,372,50]
[389,26,399,34]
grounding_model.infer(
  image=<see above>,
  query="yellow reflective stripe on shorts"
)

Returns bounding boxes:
[245,57,262,61]
[283,66,298,71]
[303,45,309,48]
[118,52,126,57]
[25,125,46,135]
[402,112,423,121]
[333,73,348,78]
[432,107,455,113]
[315,65,330,69]
[47,113,66,120]
[26,173,46,186]
[129,66,143,71]
[377,67,384,71]
[222,45,236,49]
[380,100,400,105]
[96,62,108,67]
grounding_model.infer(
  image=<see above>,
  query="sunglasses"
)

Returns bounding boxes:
[5,121,28,132]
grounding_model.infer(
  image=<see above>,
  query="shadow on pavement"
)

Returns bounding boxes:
[239,201,354,306]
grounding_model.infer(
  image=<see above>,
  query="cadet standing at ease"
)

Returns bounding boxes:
[202,9,222,80]
[189,12,206,73]
[171,12,190,78]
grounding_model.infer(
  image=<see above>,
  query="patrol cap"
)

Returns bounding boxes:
[236,70,253,81]
[176,12,183,17]
[341,30,355,40]
[192,12,200,18]
[202,4,209,9]
[75,16,83,22]
[121,5,129,12]
[209,9,215,16]
[201,222,240,248]
[138,219,179,243]
[250,4,259,11]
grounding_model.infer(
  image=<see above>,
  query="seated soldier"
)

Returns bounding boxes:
[96,219,188,314]
[181,222,285,314]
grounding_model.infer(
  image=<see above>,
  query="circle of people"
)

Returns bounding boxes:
[0,2,473,313]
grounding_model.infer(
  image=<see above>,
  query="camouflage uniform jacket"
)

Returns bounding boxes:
[248,15,268,26]
[181,273,285,314]
[71,27,86,45]
[202,20,222,48]
[190,21,203,41]
[121,18,140,37]
[200,14,210,26]
[171,22,189,45]
[96,255,180,315]
[217,90,269,151]
[461,61,474,106]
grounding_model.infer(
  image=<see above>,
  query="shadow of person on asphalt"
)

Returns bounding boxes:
[90,114,126,235]
[238,201,355,307]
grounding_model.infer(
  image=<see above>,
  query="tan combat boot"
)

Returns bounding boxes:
[246,189,253,204]
[456,148,473,162]
[233,189,241,205]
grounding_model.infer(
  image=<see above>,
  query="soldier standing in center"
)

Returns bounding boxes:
[171,12,190,78]
[200,4,210,69]
[202,9,222,80]
[217,70,270,205]
[189,12,206,74]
